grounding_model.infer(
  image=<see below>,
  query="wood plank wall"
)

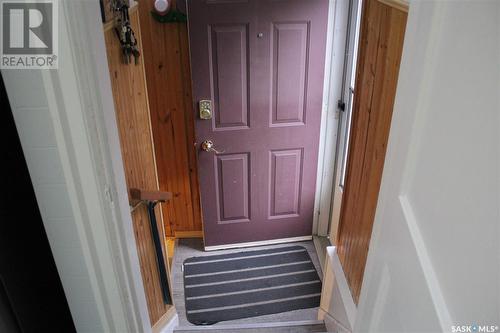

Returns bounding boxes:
[336,0,407,304]
[137,0,203,238]
[103,7,171,325]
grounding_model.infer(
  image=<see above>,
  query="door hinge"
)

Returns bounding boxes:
[337,100,346,112]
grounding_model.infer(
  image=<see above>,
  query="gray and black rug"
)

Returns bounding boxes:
[183,245,322,325]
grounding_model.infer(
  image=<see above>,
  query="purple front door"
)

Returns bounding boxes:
[188,0,328,247]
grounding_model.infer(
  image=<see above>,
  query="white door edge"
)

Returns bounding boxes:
[313,0,347,237]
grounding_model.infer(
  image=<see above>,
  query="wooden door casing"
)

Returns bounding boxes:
[336,0,407,304]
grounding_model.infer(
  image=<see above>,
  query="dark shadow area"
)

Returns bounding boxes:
[0,76,75,333]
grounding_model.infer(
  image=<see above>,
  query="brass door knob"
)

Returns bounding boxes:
[201,140,224,154]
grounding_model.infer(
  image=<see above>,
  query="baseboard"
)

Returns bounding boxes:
[318,309,351,333]
[174,231,203,238]
[312,235,331,272]
[153,307,178,333]
[319,246,357,331]
[204,235,313,251]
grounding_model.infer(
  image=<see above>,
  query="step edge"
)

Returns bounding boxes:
[174,319,325,331]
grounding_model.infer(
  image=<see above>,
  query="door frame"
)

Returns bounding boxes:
[314,0,360,240]
[313,0,345,237]
[3,0,168,331]
[185,0,342,246]
[321,0,412,331]
[3,0,363,329]
[22,0,348,328]
[357,0,454,330]
[184,0,350,241]
[327,0,363,244]
[2,0,344,328]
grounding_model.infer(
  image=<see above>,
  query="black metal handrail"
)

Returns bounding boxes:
[129,188,172,305]
[146,201,171,304]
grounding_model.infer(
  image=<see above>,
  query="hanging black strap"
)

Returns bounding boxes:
[146,201,171,304]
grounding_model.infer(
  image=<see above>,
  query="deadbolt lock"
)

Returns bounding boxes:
[199,100,212,119]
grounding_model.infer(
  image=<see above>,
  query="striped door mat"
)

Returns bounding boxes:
[183,245,322,325]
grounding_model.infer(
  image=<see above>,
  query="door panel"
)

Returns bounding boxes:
[209,24,250,130]
[271,22,309,126]
[189,0,328,247]
[215,153,251,223]
[269,149,304,218]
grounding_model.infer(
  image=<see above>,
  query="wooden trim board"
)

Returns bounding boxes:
[103,7,172,325]
[336,0,408,303]
[152,306,178,333]
[377,0,409,12]
[174,230,203,239]
[137,0,203,238]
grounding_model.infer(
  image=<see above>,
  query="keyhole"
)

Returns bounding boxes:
[257,33,263,38]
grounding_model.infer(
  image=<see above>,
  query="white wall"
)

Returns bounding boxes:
[403,3,499,324]
[355,1,499,331]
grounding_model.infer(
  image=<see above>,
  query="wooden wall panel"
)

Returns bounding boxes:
[103,7,171,325]
[336,0,407,304]
[137,0,203,238]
